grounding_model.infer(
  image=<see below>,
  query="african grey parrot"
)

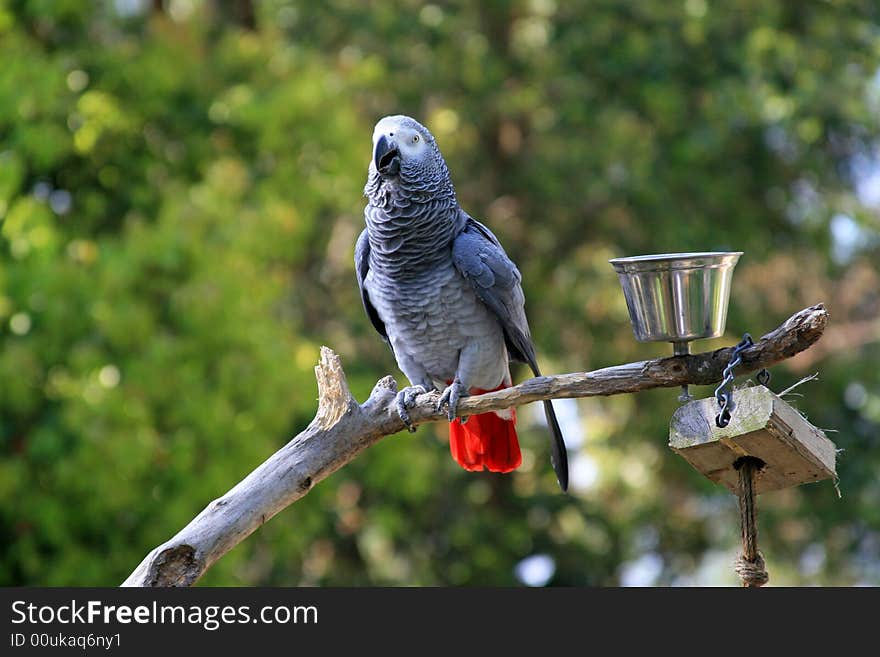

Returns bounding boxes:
[355,115,568,491]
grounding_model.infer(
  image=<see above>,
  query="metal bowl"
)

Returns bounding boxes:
[609,252,742,343]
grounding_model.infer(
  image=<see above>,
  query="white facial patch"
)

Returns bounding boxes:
[373,117,427,159]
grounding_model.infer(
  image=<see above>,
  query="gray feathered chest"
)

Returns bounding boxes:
[362,174,510,388]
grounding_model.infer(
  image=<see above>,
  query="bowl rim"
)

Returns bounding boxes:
[610,252,744,272]
[609,251,743,265]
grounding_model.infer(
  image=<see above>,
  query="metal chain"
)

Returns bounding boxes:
[714,333,754,428]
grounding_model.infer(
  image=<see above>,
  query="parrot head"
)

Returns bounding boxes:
[370,115,450,186]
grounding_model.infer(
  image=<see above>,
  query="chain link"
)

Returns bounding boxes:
[714,333,754,428]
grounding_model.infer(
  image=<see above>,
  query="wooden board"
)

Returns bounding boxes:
[669,385,836,494]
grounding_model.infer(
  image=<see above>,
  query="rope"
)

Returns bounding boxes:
[734,457,769,587]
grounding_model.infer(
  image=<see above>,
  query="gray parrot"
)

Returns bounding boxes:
[355,115,568,491]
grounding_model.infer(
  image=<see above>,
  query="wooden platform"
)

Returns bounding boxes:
[669,385,837,494]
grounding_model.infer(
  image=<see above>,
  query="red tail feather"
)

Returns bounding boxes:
[448,385,521,473]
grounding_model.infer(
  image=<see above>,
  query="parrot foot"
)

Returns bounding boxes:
[437,379,465,422]
[396,385,427,433]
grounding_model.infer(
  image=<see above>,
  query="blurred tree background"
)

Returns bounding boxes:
[1,0,879,586]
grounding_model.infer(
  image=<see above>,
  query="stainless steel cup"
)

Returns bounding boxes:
[609,252,743,343]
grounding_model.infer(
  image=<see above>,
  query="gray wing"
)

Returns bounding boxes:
[355,228,391,348]
[452,215,569,492]
[451,216,538,370]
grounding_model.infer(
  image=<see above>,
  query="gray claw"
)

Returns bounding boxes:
[396,385,427,433]
[437,380,464,422]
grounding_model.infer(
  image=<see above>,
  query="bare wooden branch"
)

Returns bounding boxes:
[122,303,827,587]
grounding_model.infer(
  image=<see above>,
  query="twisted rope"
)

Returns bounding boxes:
[734,457,769,587]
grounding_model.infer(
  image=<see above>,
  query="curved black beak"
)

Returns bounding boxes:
[374,134,400,175]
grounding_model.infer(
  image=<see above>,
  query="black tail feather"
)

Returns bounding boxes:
[524,358,569,492]
[542,399,569,492]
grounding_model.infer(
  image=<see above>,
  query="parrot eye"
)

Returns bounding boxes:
[412,134,420,144]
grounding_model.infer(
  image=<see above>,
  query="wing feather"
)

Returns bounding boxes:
[451,216,538,370]
[355,228,391,350]
[451,215,569,491]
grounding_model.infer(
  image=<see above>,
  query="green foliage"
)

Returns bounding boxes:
[1,0,878,586]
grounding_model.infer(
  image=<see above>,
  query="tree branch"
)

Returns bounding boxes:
[122,303,827,587]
